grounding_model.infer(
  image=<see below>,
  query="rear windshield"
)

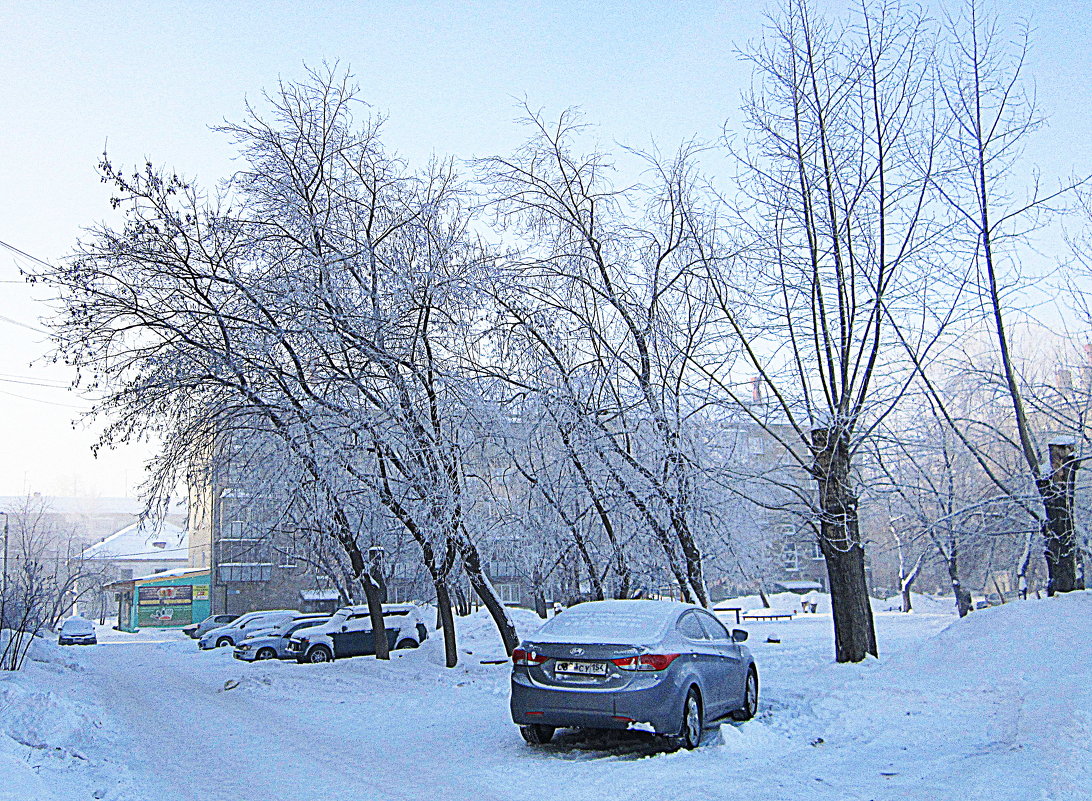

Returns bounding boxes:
[61,618,95,634]
[536,606,670,644]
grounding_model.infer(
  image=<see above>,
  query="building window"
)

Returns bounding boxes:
[218,536,273,583]
[811,541,824,561]
[217,564,273,583]
[496,583,521,604]
[781,542,799,572]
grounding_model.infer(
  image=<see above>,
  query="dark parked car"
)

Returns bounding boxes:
[183,614,238,639]
[285,604,428,663]
[510,600,758,749]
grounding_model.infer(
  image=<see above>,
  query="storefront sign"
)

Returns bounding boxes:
[137,584,193,626]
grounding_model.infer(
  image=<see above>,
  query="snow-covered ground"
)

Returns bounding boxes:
[2,593,1089,801]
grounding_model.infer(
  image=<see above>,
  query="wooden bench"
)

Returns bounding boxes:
[713,606,743,624]
[740,612,795,622]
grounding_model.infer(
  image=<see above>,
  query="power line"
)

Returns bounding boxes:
[0,313,47,335]
[0,371,69,386]
[0,376,70,390]
[0,239,53,270]
[0,387,89,410]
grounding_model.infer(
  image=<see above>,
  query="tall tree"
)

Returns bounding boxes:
[721,0,951,661]
[935,0,1087,594]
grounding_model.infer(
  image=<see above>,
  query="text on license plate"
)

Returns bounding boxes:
[554,660,608,676]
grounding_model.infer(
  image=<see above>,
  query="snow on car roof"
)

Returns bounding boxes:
[61,616,95,633]
[532,600,693,644]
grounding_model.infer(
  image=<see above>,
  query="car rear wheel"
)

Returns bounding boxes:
[256,647,276,660]
[216,636,233,648]
[307,645,333,663]
[730,668,759,722]
[520,724,555,745]
[674,688,703,750]
[394,638,418,650]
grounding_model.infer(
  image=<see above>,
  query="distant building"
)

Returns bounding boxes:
[0,494,185,548]
[80,518,188,619]
[103,567,211,632]
[186,433,347,617]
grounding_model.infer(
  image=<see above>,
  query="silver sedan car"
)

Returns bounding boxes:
[233,615,331,662]
[510,600,758,749]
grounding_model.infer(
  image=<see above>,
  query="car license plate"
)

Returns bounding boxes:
[554,660,608,676]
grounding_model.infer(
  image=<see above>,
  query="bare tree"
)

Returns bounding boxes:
[1,495,107,671]
[479,108,735,607]
[933,0,1088,594]
[717,0,952,661]
[38,68,520,665]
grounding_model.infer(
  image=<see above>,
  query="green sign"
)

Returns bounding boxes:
[137,584,193,627]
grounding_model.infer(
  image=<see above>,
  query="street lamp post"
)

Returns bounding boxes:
[1,512,8,630]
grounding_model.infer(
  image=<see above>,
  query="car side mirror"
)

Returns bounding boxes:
[732,629,748,643]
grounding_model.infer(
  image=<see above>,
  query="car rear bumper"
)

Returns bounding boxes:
[58,637,97,645]
[510,674,683,734]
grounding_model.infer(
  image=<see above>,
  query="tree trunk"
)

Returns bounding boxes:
[942,541,971,617]
[359,575,390,660]
[1016,531,1033,600]
[459,535,520,654]
[812,428,878,662]
[435,580,458,668]
[1040,443,1082,595]
[757,581,771,609]
[531,570,548,619]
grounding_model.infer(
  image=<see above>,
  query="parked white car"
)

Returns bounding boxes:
[285,603,428,663]
[198,609,299,650]
[58,614,97,646]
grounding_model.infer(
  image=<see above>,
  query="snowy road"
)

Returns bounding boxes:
[5,594,1091,801]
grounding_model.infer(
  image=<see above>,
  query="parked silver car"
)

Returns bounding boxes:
[510,600,758,749]
[183,614,238,639]
[198,610,299,650]
[233,614,331,662]
[58,614,97,646]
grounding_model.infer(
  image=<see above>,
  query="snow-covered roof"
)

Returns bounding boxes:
[82,519,188,561]
[133,567,210,583]
[300,589,340,601]
[773,580,823,593]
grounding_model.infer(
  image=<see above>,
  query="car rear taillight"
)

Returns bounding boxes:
[512,648,549,667]
[611,653,681,671]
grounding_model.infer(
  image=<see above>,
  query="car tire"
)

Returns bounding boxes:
[520,724,555,745]
[256,647,276,660]
[730,667,759,722]
[307,645,333,664]
[394,638,418,650]
[216,636,233,648]
[674,687,703,750]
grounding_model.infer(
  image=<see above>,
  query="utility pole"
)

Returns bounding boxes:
[1,512,8,630]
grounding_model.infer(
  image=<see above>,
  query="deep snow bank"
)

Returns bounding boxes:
[0,634,104,801]
[804,591,1092,800]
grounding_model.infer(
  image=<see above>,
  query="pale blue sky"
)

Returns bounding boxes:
[1,1,1089,497]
